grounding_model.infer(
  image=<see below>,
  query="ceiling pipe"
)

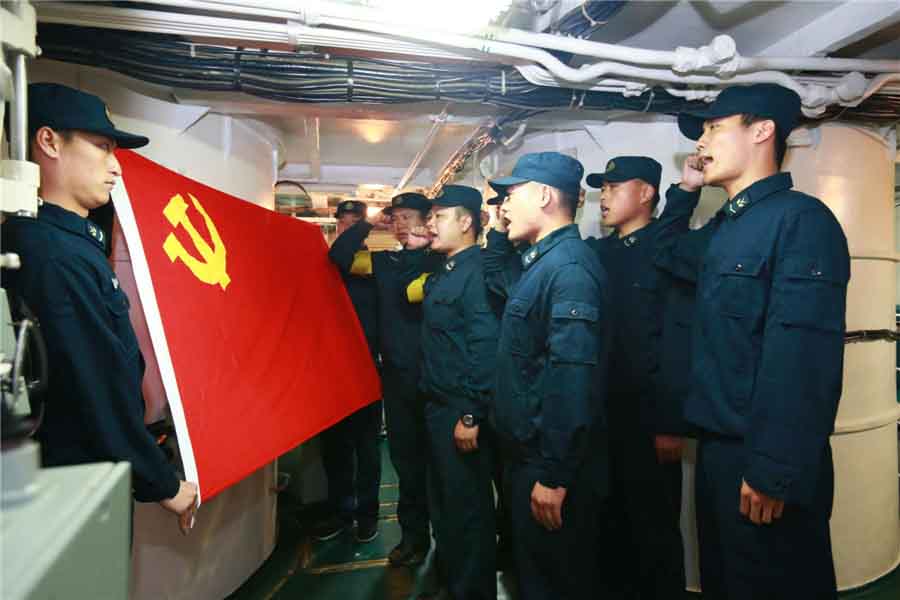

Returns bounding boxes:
[395,104,450,192]
[37,1,900,117]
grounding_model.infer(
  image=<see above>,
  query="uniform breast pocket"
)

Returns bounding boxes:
[715,255,768,319]
[776,256,848,333]
[504,296,536,357]
[104,290,140,358]
[425,292,463,331]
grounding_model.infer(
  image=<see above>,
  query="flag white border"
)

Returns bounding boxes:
[112,179,202,504]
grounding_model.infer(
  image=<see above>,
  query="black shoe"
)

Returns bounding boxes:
[312,516,348,541]
[388,536,430,566]
[356,520,379,543]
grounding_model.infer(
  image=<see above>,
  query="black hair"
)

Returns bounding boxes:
[741,114,787,168]
[555,188,579,218]
[454,206,483,239]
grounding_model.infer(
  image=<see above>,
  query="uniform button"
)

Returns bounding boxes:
[570,309,578,316]
[735,263,743,272]
[812,269,822,277]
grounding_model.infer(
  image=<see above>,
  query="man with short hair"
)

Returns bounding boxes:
[328,192,435,562]
[316,199,383,544]
[661,83,849,599]
[486,152,611,600]
[583,155,701,598]
[2,83,197,531]
[406,185,499,600]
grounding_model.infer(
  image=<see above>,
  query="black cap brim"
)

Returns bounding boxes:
[486,195,504,206]
[677,105,742,141]
[100,127,149,149]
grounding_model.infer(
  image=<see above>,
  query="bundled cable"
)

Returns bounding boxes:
[36,24,900,123]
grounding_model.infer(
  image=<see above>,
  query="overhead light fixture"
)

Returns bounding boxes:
[352,0,512,34]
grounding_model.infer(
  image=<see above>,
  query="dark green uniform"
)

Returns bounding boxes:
[329,219,435,545]
[324,205,382,533]
[3,204,179,501]
[584,181,700,599]
[417,244,499,600]
[663,84,849,599]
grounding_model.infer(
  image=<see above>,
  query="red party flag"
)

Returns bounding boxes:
[112,150,380,501]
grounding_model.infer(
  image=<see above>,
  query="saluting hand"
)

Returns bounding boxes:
[453,420,479,453]
[372,210,393,230]
[406,225,432,250]
[679,153,705,192]
[739,479,785,525]
[531,482,566,531]
[492,206,508,234]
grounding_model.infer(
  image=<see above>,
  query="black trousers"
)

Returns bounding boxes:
[425,400,496,600]
[382,365,430,540]
[507,460,599,600]
[696,438,837,600]
[605,406,685,599]
[320,401,383,527]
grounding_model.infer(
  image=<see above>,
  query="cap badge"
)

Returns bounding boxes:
[434,188,444,199]
[606,160,616,172]
[396,197,405,206]
[343,201,353,210]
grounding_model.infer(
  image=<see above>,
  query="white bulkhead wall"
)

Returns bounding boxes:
[481,118,900,592]
[28,60,278,210]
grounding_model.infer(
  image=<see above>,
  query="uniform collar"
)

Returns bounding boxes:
[521,223,580,270]
[39,201,107,250]
[723,172,793,219]
[613,219,654,248]
[442,244,479,272]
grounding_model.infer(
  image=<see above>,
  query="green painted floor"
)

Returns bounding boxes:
[230,440,900,600]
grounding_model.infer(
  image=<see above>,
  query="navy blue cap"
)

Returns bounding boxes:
[335,200,367,218]
[430,184,483,216]
[28,83,149,149]
[586,156,662,192]
[489,152,584,199]
[678,83,801,141]
[391,192,432,213]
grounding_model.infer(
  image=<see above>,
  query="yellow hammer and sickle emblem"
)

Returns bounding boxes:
[162,193,231,291]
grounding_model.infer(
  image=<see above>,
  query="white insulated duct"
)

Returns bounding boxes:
[787,123,900,590]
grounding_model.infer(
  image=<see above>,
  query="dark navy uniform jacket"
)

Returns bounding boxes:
[329,221,436,373]
[416,245,498,421]
[328,227,379,360]
[659,173,850,505]
[585,185,701,436]
[485,224,610,489]
[2,203,179,502]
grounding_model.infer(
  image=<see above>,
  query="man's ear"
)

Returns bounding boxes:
[33,126,64,160]
[537,184,551,209]
[638,182,655,207]
[753,119,777,146]
[460,211,473,234]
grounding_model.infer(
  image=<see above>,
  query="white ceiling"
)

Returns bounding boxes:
[39,1,899,198]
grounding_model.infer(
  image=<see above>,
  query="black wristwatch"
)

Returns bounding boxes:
[461,414,478,428]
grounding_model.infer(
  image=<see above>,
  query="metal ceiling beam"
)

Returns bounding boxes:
[757,1,900,57]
